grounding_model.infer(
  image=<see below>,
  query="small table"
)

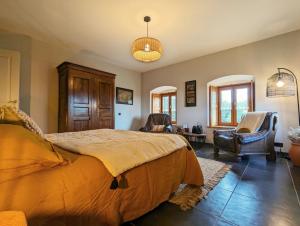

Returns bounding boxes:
[181,132,206,147]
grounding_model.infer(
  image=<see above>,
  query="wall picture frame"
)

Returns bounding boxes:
[185,80,196,107]
[116,87,133,105]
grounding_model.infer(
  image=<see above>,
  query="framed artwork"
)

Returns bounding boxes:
[185,80,196,107]
[116,87,133,105]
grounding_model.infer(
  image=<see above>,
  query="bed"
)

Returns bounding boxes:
[0,122,203,226]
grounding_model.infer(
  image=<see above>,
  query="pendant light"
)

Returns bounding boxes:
[131,16,163,62]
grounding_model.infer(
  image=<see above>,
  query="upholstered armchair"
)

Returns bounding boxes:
[213,112,278,161]
[140,113,174,133]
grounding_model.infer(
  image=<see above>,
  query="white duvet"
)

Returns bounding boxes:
[45,129,188,177]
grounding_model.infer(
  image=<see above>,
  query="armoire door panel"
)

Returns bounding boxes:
[73,77,90,104]
[73,120,90,131]
[98,117,114,129]
[97,80,113,109]
[72,107,90,117]
[93,78,114,129]
[98,108,113,117]
[68,70,94,131]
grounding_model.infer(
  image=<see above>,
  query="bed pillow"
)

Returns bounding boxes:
[0,105,23,125]
[151,125,165,132]
[0,105,44,137]
[237,127,251,133]
[0,124,65,183]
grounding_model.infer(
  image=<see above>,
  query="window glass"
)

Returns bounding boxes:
[162,96,169,114]
[236,88,249,123]
[220,89,232,123]
[171,95,176,122]
[210,82,253,127]
[210,89,217,126]
[152,95,161,113]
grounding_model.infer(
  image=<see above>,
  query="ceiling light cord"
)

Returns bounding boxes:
[146,20,149,38]
[144,16,151,38]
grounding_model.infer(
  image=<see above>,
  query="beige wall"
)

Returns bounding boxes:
[142,30,300,151]
[30,39,142,133]
[0,31,142,134]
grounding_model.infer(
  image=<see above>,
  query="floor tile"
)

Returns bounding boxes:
[289,164,300,191]
[195,186,232,217]
[130,144,300,226]
[132,203,217,226]
[214,218,237,226]
[234,166,299,209]
[216,171,240,192]
[222,193,300,226]
[247,155,287,172]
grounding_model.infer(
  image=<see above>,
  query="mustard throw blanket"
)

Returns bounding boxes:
[46,129,188,177]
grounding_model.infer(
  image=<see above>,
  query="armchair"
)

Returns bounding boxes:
[140,113,174,133]
[213,112,278,161]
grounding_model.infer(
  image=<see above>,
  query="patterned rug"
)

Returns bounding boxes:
[169,157,231,210]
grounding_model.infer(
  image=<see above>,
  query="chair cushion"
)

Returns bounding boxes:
[0,124,65,183]
[152,125,165,132]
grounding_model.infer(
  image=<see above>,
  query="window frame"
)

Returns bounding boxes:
[210,82,254,127]
[151,92,177,124]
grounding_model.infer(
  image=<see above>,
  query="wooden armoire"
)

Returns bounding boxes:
[57,62,115,132]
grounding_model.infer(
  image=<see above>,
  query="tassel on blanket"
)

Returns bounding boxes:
[118,174,128,189]
[110,177,118,190]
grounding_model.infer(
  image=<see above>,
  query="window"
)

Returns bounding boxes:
[210,83,254,127]
[151,92,177,124]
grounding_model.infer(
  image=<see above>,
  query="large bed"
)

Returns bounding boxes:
[0,123,203,226]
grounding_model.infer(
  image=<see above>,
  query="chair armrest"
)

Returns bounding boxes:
[163,125,173,133]
[234,130,268,144]
[214,129,236,137]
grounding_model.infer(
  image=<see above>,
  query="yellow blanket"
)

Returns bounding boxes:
[45,129,187,177]
[0,211,27,226]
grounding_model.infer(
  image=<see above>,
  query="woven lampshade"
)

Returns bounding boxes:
[266,72,296,97]
[132,37,162,62]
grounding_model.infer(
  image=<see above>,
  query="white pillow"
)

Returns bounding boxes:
[151,125,165,132]
[0,104,44,137]
[237,112,267,133]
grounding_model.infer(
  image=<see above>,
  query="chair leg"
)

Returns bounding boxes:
[266,149,276,161]
[214,146,219,158]
[241,155,249,161]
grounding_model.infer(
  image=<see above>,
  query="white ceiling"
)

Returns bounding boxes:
[0,0,300,73]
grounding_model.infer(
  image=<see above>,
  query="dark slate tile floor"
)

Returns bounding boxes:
[123,144,300,226]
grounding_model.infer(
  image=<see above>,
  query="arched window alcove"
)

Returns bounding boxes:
[207,75,255,127]
[150,86,177,124]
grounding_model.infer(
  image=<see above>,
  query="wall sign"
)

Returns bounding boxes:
[185,80,196,107]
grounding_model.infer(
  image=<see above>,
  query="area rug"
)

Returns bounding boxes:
[168,157,231,210]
